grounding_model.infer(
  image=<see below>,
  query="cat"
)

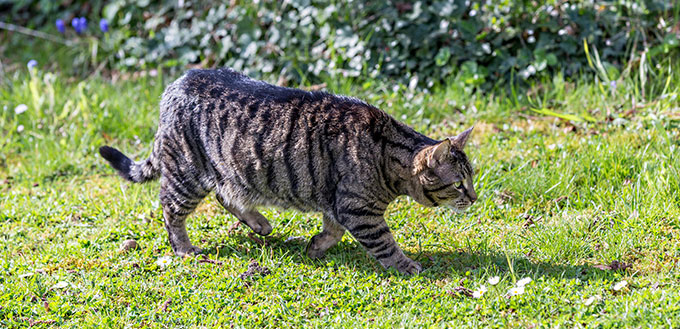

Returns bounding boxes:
[99,68,477,274]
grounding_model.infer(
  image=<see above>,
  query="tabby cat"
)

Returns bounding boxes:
[99,68,477,274]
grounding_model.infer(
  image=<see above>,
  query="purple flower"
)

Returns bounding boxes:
[71,17,81,33]
[79,17,87,31]
[72,17,87,34]
[27,59,37,70]
[99,18,109,33]
[609,80,617,91]
[56,19,65,33]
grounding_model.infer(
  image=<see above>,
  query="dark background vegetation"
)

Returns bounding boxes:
[3,0,679,90]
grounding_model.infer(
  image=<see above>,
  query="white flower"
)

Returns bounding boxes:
[527,65,536,75]
[613,280,628,291]
[14,104,28,114]
[17,125,24,133]
[584,295,601,306]
[52,281,69,289]
[516,277,532,287]
[472,285,488,298]
[507,286,525,297]
[284,236,305,243]
[488,276,500,286]
[155,256,173,268]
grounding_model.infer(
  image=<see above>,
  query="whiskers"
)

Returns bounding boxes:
[444,205,464,213]
[443,200,474,213]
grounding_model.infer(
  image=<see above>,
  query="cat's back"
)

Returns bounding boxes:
[162,67,391,137]
[166,68,327,105]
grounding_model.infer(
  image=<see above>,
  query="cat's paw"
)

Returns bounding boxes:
[173,245,202,257]
[395,257,422,275]
[306,236,327,259]
[252,221,273,236]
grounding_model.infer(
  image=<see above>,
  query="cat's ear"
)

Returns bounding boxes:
[427,139,451,168]
[449,126,473,150]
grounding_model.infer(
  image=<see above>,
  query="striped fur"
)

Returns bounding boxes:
[99,68,477,274]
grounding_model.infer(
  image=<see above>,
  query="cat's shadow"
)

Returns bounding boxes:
[202,231,620,281]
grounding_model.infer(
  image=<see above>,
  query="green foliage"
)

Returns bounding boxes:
[4,0,679,88]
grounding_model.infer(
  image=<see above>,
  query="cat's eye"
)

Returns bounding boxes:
[455,181,464,189]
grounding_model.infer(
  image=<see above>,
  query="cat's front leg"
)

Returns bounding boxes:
[337,207,421,275]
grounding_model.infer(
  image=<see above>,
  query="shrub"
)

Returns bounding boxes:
[3,0,679,89]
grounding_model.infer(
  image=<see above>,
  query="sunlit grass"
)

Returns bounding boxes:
[1,55,679,327]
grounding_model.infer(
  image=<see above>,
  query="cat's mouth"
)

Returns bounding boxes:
[446,200,474,211]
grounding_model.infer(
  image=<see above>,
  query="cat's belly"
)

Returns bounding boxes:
[215,163,322,213]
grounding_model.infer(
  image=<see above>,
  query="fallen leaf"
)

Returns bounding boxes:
[447,286,473,298]
[522,214,542,228]
[594,260,632,271]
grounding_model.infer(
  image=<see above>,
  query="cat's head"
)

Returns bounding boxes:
[410,127,477,210]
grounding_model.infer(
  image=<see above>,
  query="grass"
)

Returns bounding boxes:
[1,47,680,327]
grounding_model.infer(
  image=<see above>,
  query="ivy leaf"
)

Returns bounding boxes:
[435,48,451,66]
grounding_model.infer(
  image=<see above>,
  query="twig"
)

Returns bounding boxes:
[198,255,223,265]
[160,298,171,312]
[0,21,73,46]
[247,233,265,246]
[27,318,56,327]
[227,221,241,235]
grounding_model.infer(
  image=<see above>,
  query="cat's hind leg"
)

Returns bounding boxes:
[216,194,273,236]
[159,175,209,256]
[307,215,346,259]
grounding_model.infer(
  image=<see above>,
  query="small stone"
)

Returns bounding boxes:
[120,239,140,253]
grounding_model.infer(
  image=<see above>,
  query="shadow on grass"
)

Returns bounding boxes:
[414,248,618,281]
[201,231,620,282]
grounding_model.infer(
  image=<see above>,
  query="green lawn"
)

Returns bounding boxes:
[1,63,679,328]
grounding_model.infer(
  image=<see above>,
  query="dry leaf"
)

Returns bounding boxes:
[447,286,473,298]
[594,260,632,271]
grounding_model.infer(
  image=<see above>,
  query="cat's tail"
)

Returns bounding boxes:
[99,145,160,183]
